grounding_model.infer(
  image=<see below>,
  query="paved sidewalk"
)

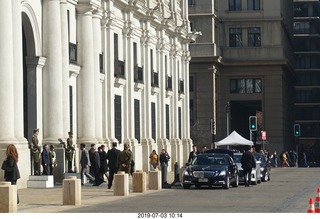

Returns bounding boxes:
[15,171,178,213]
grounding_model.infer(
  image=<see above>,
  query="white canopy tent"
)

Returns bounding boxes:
[216,130,253,146]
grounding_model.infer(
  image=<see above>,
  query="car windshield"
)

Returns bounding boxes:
[233,154,242,163]
[254,153,266,163]
[193,155,227,165]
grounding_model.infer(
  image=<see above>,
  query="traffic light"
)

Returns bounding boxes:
[249,116,257,131]
[294,124,300,136]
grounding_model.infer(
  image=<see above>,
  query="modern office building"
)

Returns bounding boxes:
[189,0,296,155]
[294,0,320,164]
[0,0,194,188]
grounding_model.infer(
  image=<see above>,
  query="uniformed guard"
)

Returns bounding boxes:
[118,143,133,174]
[65,131,75,173]
[31,128,41,175]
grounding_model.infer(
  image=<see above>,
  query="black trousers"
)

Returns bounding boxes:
[243,167,252,186]
[108,168,118,188]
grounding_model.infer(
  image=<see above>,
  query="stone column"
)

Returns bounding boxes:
[12,0,26,142]
[77,5,96,143]
[156,31,166,149]
[140,22,155,171]
[60,0,70,136]
[102,7,116,145]
[0,0,15,142]
[93,10,103,143]
[42,0,64,143]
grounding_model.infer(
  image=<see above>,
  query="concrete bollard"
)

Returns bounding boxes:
[0,182,17,213]
[148,170,162,190]
[63,176,81,205]
[114,171,129,196]
[132,170,146,193]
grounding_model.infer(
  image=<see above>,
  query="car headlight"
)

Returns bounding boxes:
[260,167,265,172]
[184,169,192,176]
[219,170,226,176]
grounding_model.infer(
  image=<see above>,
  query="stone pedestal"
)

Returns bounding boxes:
[149,170,162,190]
[64,172,80,179]
[113,171,129,196]
[63,176,81,205]
[132,170,146,193]
[0,182,17,213]
[27,175,54,188]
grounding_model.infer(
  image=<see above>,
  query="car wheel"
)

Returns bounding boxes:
[262,173,268,182]
[183,184,191,189]
[232,174,239,187]
[223,176,230,189]
[268,173,271,181]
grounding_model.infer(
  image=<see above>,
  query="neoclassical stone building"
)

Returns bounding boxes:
[0,0,195,187]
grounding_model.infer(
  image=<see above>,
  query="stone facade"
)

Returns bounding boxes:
[0,0,194,188]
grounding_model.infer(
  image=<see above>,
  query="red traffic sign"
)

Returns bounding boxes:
[261,131,266,140]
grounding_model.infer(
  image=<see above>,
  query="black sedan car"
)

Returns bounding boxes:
[254,153,271,182]
[182,153,239,189]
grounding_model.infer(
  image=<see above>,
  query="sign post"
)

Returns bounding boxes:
[261,131,266,150]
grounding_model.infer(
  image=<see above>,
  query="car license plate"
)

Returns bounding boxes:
[198,178,208,182]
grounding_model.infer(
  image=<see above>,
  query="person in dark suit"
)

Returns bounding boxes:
[99,145,108,181]
[241,146,256,187]
[188,145,200,164]
[41,144,50,175]
[91,146,102,186]
[159,148,170,186]
[3,144,20,203]
[106,142,121,189]
[79,143,95,185]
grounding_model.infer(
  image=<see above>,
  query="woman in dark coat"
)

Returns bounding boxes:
[3,144,20,203]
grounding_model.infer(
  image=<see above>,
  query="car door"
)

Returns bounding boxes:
[228,156,238,180]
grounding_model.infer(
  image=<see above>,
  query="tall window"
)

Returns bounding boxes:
[248,27,261,47]
[114,95,122,143]
[229,0,242,11]
[69,86,73,132]
[150,49,153,71]
[248,0,260,10]
[151,102,156,141]
[166,104,170,139]
[229,28,242,47]
[178,107,181,139]
[133,42,137,66]
[134,99,140,143]
[188,0,194,6]
[114,33,118,60]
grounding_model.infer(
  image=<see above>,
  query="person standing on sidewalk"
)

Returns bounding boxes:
[2,144,20,204]
[41,144,50,175]
[241,146,256,187]
[31,128,41,175]
[149,149,159,170]
[159,148,170,186]
[188,145,200,164]
[106,142,121,189]
[118,143,133,174]
[79,143,95,185]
